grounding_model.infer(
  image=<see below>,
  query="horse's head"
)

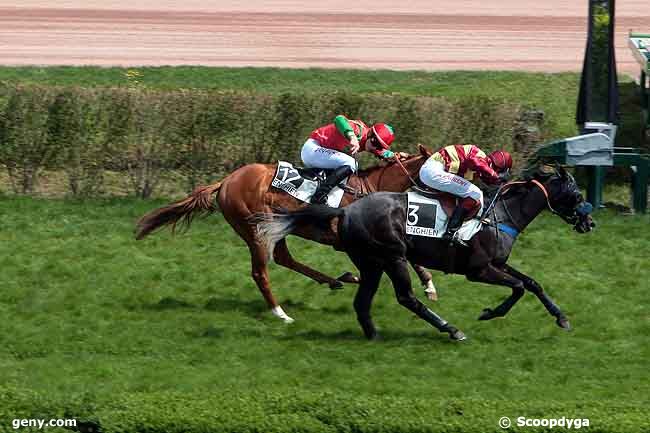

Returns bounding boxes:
[417,143,432,158]
[391,143,432,175]
[399,144,431,172]
[530,165,595,233]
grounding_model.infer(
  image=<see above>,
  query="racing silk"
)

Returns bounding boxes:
[309,115,391,158]
[429,144,500,184]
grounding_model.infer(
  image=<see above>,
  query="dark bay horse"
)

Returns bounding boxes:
[255,166,595,340]
[136,145,433,322]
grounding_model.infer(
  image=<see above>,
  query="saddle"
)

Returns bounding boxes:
[411,186,478,221]
[272,161,349,207]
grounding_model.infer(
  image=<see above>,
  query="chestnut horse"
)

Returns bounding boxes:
[135,145,433,322]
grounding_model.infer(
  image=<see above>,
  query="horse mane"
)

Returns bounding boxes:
[498,166,558,201]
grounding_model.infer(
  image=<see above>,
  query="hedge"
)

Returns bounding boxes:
[0,84,544,198]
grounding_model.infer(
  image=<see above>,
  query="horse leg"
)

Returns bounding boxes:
[272,239,348,290]
[466,264,525,321]
[385,258,465,341]
[352,265,383,340]
[411,263,437,301]
[248,242,294,323]
[502,264,570,331]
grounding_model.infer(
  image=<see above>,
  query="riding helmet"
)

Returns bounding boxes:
[488,150,513,172]
[371,123,395,148]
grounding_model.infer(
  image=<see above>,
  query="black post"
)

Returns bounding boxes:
[576,0,619,209]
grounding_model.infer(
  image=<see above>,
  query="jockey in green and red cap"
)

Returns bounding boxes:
[301,115,401,204]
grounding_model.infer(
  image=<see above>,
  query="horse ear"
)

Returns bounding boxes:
[538,163,555,176]
[418,144,432,157]
[555,163,568,179]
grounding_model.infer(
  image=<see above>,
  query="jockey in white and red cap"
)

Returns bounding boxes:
[301,114,401,204]
[419,144,513,242]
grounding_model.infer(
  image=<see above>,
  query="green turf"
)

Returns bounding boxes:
[0,66,582,97]
[0,195,648,432]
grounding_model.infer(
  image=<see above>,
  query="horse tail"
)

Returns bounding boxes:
[135,181,223,240]
[252,205,344,259]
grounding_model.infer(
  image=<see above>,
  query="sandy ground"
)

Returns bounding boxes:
[0,1,648,77]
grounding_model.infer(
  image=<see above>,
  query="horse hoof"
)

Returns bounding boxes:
[556,317,571,331]
[425,290,438,302]
[329,280,344,290]
[449,329,467,341]
[364,330,378,340]
[283,316,295,324]
[337,272,360,284]
[478,308,495,321]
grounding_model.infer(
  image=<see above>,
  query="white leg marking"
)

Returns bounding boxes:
[424,280,438,301]
[271,305,295,323]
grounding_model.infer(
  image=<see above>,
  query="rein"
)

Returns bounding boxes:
[488,179,558,216]
[394,156,419,187]
[342,155,420,198]
[484,178,557,238]
[524,179,560,215]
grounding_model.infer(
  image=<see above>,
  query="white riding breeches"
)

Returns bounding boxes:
[300,138,358,172]
[419,159,483,206]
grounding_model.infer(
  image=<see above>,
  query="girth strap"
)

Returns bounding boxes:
[497,223,519,238]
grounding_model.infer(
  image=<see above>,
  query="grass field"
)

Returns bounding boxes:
[0,65,648,432]
[0,66,583,97]
[1,195,648,432]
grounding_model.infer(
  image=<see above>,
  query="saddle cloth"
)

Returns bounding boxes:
[405,191,482,241]
[271,161,348,207]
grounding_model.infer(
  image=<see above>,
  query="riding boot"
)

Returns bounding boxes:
[442,204,468,244]
[311,166,353,204]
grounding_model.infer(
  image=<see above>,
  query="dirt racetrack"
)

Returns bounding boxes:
[0,0,648,77]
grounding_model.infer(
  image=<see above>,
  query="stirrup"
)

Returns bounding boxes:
[443,231,468,247]
[311,192,328,204]
[452,238,469,247]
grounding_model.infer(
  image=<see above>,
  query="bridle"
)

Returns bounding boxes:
[485,175,592,236]
[484,178,563,236]
[499,179,559,213]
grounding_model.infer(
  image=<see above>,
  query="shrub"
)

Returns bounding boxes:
[0,85,57,193]
[0,84,532,197]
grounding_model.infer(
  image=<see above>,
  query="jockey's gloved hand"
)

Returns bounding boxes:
[348,133,360,155]
[498,169,511,183]
[380,149,395,159]
[479,174,498,186]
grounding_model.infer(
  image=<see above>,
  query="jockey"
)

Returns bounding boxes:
[419,144,513,242]
[301,115,399,204]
